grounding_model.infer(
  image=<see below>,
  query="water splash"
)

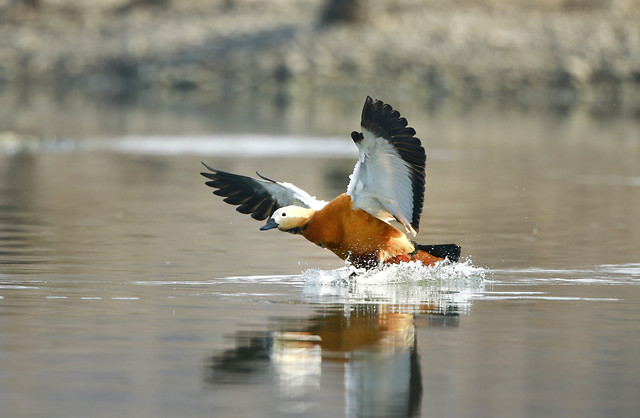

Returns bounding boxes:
[301,260,486,313]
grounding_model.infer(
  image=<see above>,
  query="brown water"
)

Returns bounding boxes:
[1,95,639,417]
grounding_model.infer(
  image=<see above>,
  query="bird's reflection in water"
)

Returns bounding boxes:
[206,303,460,417]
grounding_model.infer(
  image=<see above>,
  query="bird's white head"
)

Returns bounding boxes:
[260,205,315,234]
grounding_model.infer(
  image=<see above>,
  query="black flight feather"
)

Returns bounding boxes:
[200,162,281,221]
[358,96,426,232]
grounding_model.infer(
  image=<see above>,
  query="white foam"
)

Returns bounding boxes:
[301,260,486,312]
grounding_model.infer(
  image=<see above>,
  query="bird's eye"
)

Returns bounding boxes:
[281,213,287,217]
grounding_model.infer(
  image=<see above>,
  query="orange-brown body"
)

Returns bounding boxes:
[301,194,444,268]
[201,97,460,269]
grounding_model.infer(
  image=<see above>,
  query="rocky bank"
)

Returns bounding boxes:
[1,0,639,110]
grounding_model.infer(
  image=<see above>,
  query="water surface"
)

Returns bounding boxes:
[1,97,639,417]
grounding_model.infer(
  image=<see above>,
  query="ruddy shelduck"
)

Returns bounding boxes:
[201,96,460,268]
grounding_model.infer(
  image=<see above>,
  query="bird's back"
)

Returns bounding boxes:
[302,194,414,267]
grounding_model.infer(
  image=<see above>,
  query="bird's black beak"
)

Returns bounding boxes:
[260,218,279,231]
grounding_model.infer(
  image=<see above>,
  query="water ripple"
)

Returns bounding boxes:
[492,263,640,285]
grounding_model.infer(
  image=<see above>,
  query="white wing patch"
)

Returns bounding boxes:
[264,181,328,211]
[347,129,418,235]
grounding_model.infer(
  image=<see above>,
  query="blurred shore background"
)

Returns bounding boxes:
[2,4,640,416]
[1,0,639,135]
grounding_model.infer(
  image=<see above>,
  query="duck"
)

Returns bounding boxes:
[200,96,460,269]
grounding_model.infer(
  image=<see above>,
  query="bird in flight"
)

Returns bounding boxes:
[201,96,460,269]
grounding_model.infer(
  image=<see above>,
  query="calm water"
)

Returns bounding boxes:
[1,95,639,417]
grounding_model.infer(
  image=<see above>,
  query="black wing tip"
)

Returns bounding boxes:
[255,171,277,183]
[360,96,427,229]
[411,218,421,233]
[201,161,215,171]
[200,161,214,177]
[200,164,280,221]
[360,96,420,140]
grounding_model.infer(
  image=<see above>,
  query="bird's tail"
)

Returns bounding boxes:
[414,243,461,263]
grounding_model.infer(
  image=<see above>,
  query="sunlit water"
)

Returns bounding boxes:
[1,96,640,417]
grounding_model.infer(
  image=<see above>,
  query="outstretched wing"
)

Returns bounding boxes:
[346,96,426,236]
[201,162,327,221]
